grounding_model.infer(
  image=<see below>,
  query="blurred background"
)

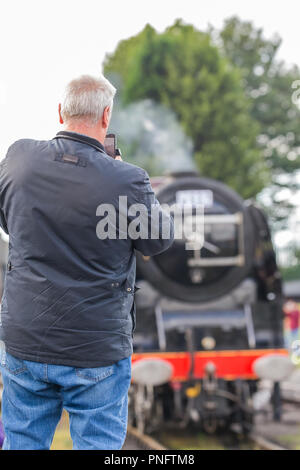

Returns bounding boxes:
[1,0,300,450]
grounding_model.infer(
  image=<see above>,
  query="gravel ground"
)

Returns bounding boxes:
[254,403,300,449]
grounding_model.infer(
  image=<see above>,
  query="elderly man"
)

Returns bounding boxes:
[0,75,174,450]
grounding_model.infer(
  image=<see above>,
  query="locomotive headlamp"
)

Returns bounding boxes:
[201,336,216,350]
[131,358,173,386]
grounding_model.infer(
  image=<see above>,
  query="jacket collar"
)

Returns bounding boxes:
[54,131,105,153]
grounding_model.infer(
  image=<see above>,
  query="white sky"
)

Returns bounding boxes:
[0,0,299,159]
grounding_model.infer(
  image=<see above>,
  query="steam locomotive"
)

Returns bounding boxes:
[129,171,289,434]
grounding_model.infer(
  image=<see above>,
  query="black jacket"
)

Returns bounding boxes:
[0,131,174,367]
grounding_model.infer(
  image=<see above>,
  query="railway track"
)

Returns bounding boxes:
[123,425,167,450]
[124,425,287,450]
[249,434,287,450]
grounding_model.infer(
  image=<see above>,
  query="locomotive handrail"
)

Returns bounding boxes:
[244,304,256,348]
[188,255,245,267]
[187,211,245,268]
[199,213,243,224]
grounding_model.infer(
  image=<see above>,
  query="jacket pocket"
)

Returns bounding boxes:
[119,277,138,335]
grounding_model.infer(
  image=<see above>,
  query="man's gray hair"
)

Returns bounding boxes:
[61,74,116,125]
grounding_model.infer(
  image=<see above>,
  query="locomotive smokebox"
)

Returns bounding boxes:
[137,172,256,303]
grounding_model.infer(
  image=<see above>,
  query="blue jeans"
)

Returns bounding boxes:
[0,349,131,450]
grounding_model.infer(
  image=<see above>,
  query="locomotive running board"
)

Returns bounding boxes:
[155,302,256,351]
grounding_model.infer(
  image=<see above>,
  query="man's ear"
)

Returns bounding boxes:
[102,106,110,129]
[58,103,64,124]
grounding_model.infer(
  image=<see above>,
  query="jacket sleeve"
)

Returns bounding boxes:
[128,168,174,256]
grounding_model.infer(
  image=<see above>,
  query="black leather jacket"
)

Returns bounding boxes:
[0,131,174,367]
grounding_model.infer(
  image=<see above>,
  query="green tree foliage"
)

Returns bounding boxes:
[104,21,268,199]
[216,17,300,226]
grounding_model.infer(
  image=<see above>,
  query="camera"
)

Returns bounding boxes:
[104,133,121,159]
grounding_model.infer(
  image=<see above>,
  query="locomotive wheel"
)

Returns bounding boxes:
[137,176,256,303]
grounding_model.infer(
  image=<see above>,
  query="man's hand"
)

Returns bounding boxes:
[114,148,122,161]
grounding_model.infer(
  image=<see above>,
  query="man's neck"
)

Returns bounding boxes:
[64,125,104,145]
